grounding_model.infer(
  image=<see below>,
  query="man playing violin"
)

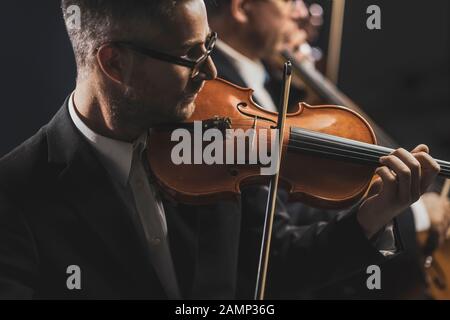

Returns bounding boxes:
[206,0,450,298]
[0,0,442,299]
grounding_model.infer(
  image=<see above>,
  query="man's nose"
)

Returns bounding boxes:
[290,0,309,21]
[197,56,217,81]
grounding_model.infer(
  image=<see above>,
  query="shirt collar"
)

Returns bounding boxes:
[215,39,268,90]
[68,92,148,186]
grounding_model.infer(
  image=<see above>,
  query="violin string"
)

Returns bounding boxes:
[287,132,450,177]
[181,121,450,175]
[288,139,385,164]
[289,128,450,171]
[226,123,450,171]
[287,139,450,173]
[198,120,388,158]
[288,139,386,162]
[288,134,450,172]
[288,145,380,167]
[288,132,391,163]
[290,128,393,157]
[287,143,450,177]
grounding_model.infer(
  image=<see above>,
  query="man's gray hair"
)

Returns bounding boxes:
[61,0,181,78]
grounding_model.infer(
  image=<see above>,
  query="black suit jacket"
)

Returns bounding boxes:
[0,100,243,299]
[0,97,390,299]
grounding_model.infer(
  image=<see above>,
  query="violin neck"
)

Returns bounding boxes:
[288,127,450,179]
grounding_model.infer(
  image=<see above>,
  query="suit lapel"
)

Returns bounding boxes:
[211,49,248,88]
[212,48,267,107]
[213,47,307,113]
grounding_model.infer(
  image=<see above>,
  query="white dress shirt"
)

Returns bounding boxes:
[68,93,180,298]
[411,199,431,232]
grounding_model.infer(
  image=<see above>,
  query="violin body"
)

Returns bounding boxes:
[148,78,378,208]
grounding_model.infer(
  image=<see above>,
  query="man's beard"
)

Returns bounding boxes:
[108,92,195,131]
[173,100,196,122]
[108,90,153,132]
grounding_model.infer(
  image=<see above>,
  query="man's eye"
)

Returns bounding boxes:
[184,46,204,60]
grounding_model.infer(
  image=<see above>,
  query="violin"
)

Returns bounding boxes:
[147,78,450,208]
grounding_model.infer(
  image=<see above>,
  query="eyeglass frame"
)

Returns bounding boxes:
[97,32,218,78]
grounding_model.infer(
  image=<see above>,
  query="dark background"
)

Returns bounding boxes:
[0,0,449,160]
[343,0,449,159]
[311,0,449,159]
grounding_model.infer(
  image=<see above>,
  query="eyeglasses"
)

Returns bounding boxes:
[106,32,217,78]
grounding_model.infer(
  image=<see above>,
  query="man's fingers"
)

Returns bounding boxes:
[380,155,412,203]
[412,151,440,192]
[392,148,421,202]
[375,166,397,199]
[410,144,440,193]
[367,176,383,198]
[411,144,429,154]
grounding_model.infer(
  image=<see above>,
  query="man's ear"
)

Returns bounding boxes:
[230,0,251,24]
[96,45,133,85]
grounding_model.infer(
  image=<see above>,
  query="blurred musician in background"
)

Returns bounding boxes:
[206,0,450,299]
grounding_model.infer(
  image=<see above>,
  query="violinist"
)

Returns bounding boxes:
[206,0,450,298]
[0,0,441,300]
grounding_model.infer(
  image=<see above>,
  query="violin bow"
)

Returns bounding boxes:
[327,0,346,84]
[254,62,292,300]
